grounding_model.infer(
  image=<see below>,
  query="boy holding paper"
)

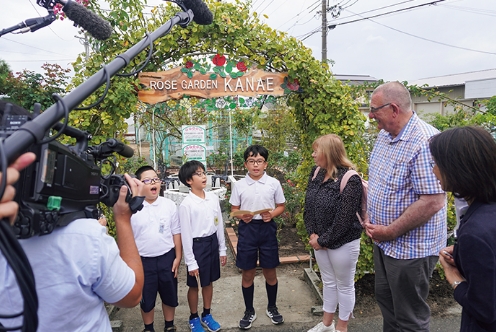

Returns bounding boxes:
[229,145,286,330]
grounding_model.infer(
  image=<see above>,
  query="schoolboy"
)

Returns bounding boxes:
[178,160,227,332]
[229,145,286,330]
[131,166,182,332]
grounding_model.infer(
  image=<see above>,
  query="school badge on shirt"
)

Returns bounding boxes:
[214,216,219,226]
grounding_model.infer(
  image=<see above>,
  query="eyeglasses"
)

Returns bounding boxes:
[194,171,207,177]
[246,159,266,165]
[429,160,436,168]
[370,103,391,113]
[142,177,161,185]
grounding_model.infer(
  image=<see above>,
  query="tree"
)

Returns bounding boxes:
[0,63,71,111]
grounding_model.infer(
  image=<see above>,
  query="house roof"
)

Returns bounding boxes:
[409,69,496,88]
[333,74,378,86]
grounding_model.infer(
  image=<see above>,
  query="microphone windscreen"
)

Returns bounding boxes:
[182,0,214,25]
[63,1,113,40]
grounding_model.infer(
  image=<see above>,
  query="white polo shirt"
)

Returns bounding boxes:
[178,190,227,271]
[130,196,180,257]
[229,172,286,219]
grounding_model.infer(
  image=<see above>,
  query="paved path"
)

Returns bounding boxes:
[112,261,462,332]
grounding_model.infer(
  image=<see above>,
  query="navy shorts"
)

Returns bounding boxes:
[236,219,280,270]
[140,249,178,312]
[186,233,221,287]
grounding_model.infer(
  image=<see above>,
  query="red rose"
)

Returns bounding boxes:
[236,61,247,72]
[185,61,194,69]
[287,79,300,91]
[212,54,226,66]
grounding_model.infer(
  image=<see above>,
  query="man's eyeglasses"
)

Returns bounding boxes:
[246,159,266,165]
[194,171,207,177]
[142,177,161,185]
[370,103,391,113]
[429,161,436,168]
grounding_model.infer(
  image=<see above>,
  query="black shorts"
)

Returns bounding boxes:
[186,233,221,287]
[236,219,280,270]
[140,249,178,312]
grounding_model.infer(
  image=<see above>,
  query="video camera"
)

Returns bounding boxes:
[1,103,140,238]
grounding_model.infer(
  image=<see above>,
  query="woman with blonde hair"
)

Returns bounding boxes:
[305,134,363,332]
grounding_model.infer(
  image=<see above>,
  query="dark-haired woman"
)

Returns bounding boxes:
[430,126,496,332]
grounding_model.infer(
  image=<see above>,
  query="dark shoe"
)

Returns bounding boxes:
[164,326,177,332]
[238,309,257,330]
[266,306,284,325]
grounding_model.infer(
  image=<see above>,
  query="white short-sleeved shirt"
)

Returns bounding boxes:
[131,196,180,257]
[229,172,286,219]
[178,190,227,271]
[0,219,135,332]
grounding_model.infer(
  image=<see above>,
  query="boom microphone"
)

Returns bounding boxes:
[59,0,113,40]
[181,0,213,25]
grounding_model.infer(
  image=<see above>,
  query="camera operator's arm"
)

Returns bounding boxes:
[110,173,144,308]
[0,152,36,223]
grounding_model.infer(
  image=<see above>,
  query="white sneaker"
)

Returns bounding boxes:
[307,321,336,332]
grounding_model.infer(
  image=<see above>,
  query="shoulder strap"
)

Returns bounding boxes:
[312,166,321,180]
[340,170,359,193]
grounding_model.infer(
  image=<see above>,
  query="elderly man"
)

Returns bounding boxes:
[365,82,447,332]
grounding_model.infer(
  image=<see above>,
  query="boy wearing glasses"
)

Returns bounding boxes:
[131,166,182,332]
[178,160,227,332]
[229,145,286,330]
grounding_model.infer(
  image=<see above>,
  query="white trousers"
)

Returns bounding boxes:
[314,238,360,321]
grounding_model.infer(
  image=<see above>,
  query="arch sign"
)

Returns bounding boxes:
[138,54,301,103]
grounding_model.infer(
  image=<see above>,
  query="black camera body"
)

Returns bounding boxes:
[2,111,137,239]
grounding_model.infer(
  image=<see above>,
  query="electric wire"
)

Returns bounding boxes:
[27,0,67,41]
[359,12,496,56]
[275,0,320,30]
[0,37,71,56]
[299,0,447,40]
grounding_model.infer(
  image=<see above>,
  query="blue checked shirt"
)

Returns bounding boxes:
[368,113,447,259]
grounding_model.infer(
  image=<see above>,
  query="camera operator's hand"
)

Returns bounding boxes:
[111,173,144,308]
[0,152,36,224]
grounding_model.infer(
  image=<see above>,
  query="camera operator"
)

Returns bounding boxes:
[0,102,145,331]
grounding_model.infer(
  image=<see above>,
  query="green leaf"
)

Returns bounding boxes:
[209,73,217,80]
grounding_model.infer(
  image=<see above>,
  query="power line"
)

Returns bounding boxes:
[360,13,496,56]
[258,0,277,15]
[330,0,418,23]
[27,0,68,41]
[299,0,447,40]
[439,3,496,17]
[0,37,73,56]
[332,0,447,27]
[275,0,320,30]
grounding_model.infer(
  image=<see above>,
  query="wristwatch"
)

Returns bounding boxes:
[452,280,463,289]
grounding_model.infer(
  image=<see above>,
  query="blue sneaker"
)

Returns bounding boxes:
[201,314,221,332]
[189,317,206,332]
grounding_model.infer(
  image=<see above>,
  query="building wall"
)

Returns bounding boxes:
[412,85,475,116]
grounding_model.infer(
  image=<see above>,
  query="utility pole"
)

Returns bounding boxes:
[74,32,89,60]
[321,0,327,63]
